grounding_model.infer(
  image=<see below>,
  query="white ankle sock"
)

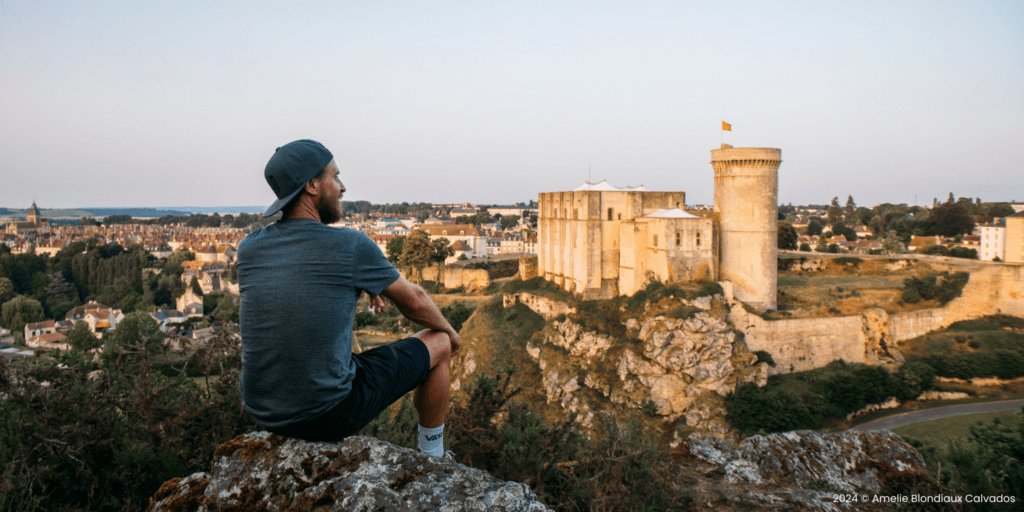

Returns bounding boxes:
[418,424,444,457]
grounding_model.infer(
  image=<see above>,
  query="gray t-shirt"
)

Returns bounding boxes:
[236,218,400,428]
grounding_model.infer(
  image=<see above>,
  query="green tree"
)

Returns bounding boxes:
[806,218,823,236]
[67,320,102,352]
[0,277,14,303]
[777,221,798,250]
[882,230,904,255]
[827,243,840,253]
[430,238,455,267]
[399,230,433,281]
[930,201,975,237]
[799,242,812,252]
[386,235,406,263]
[1,295,45,333]
[844,195,856,224]
[831,221,857,241]
[499,215,520,230]
[815,237,829,252]
[827,196,842,225]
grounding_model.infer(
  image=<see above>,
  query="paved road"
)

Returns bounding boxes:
[854,399,1024,431]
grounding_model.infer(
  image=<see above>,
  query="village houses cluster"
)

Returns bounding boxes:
[1,201,539,352]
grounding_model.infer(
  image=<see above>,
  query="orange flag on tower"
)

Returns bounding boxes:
[722,121,732,131]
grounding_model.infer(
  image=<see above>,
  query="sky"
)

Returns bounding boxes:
[2,1,1022,210]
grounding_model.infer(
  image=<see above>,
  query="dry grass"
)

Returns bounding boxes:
[770,257,955,320]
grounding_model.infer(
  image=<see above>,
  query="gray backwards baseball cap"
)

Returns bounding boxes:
[262,139,334,217]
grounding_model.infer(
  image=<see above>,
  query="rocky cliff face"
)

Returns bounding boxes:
[677,429,935,511]
[149,429,937,512]
[147,432,550,512]
[456,292,767,441]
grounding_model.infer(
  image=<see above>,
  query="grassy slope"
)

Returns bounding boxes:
[892,409,1022,455]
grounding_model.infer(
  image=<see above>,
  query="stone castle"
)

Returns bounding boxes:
[538,146,781,310]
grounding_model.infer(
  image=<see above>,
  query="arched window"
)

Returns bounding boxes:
[675,232,681,247]
[696,232,702,247]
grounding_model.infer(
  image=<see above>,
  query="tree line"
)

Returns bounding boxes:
[0,240,195,334]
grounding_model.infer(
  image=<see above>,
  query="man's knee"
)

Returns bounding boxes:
[413,329,451,368]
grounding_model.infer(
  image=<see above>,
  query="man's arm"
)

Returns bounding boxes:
[379,276,462,356]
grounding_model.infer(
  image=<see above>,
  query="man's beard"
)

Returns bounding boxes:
[317,194,342,224]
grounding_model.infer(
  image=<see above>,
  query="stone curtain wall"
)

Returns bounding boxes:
[887,264,1024,342]
[728,308,869,373]
[734,262,1024,374]
[402,266,491,291]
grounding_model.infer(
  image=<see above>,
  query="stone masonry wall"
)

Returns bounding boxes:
[733,262,1024,373]
[404,266,491,291]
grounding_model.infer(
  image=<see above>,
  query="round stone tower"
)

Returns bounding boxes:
[712,146,781,310]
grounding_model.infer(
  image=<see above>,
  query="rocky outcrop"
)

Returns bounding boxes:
[518,295,767,440]
[679,430,934,511]
[503,292,576,321]
[148,432,550,512]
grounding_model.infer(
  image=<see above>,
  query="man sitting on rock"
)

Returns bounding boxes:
[236,139,461,457]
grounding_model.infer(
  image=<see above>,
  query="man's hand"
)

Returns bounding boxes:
[381,277,461,356]
[446,329,463,357]
[368,295,386,314]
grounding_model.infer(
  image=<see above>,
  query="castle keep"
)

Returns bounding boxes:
[538,146,781,309]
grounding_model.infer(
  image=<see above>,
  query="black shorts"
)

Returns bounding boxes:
[266,336,431,442]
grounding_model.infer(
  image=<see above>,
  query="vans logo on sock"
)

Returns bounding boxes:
[425,434,443,441]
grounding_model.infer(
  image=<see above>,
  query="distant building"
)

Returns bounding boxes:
[979,219,1006,261]
[5,201,50,235]
[1005,211,1024,263]
[538,146,781,309]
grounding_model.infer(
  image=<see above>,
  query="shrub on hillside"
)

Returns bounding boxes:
[942,408,1024,506]
[895,361,937,401]
[921,350,1024,380]
[948,247,978,259]
[0,323,256,512]
[441,300,476,332]
[726,382,815,436]
[694,282,724,298]
[726,360,904,435]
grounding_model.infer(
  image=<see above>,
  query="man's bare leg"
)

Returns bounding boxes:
[411,329,452,428]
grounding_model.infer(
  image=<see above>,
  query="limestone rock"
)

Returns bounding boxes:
[148,432,551,512]
[738,430,928,494]
[548,320,612,361]
[679,429,933,511]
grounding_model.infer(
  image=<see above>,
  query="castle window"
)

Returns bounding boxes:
[618,213,622,220]
[676,232,681,247]
[608,208,614,220]
[696,232,702,247]
[676,202,681,208]
[653,234,658,247]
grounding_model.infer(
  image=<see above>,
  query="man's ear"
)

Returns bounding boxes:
[303,177,321,196]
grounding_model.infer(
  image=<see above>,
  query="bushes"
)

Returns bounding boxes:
[0,323,256,512]
[921,350,1024,380]
[726,382,815,436]
[441,371,694,511]
[942,408,1024,506]
[440,300,476,332]
[949,247,978,259]
[726,360,910,435]
[902,272,969,304]
[895,361,937,401]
